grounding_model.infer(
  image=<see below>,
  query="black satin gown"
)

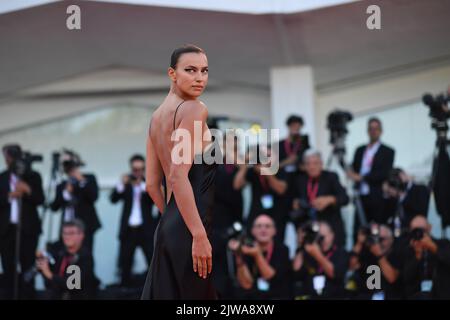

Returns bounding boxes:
[141,105,217,299]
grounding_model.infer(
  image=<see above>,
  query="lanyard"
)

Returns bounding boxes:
[284,138,302,156]
[307,177,319,203]
[362,145,377,168]
[224,163,235,174]
[258,174,270,193]
[59,254,73,277]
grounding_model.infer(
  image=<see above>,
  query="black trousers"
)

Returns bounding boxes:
[118,226,153,286]
[353,193,386,243]
[0,224,39,299]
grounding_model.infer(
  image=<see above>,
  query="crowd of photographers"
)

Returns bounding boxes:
[214,114,450,300]
[0,108,449,300]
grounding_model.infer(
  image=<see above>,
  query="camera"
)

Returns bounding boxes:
[4,145,43,178]
[128,174,138,183]
[61,149,84,174]
[326,110,353,168]
[226,221,254,250]
[409,227,426,241]
[299,221,323,249]
[361,224,381,246]
[289,199,314,225]
[386,168,408,192]
[23,251,56,283]
[422,92,450,135]
[327,110,353,144]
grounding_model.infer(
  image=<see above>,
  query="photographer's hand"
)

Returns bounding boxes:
[65,182,74,194]
[410,239,424,261]
[369,243,384,258]
[347,170,362,183]
[418,234,438,254]
[16,181,32,196]
[241,243,262,258]
[305,242,335,278]
[72,170,85,182]
[304,242,322,259]
[36,257,53,280]
[228,239,240,252]
[311,196,336,211]
[122,174,130,185]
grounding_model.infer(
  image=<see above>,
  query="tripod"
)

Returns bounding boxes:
[40,152,62,245]
[429,128,450,239]
[327,138,368,230]
[12,198,22,300]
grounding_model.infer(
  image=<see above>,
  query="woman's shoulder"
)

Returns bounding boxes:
[180,100,208,119]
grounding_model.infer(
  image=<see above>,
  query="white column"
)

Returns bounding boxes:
[270,65,316,146]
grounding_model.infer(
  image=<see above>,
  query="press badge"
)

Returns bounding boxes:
[284,164,296,173]
[421,280,433,292]
[371,291,385,300]
[257,278,270,291]
[313,275,326,295]
[261,194,274,209]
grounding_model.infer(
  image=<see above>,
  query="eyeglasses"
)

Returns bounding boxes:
[62,231,82,236]
[254,224,274,229]
[132,167,144,172]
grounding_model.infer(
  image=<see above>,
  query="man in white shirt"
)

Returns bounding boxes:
[0,144,45,299]
[110,154,158,287]
[347,118,395,242]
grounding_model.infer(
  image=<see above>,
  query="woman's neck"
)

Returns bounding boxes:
[169,84,197,101]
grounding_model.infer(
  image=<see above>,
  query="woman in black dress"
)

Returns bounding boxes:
[141,45,217,299]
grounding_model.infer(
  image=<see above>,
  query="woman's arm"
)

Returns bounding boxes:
[168,101,212,279]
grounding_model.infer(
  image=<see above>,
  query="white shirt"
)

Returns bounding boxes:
[9,174,19,224]
[116,181,145,227]
[63,189,75,222]
[359,141,381,195]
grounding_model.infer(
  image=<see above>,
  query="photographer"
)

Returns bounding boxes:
[36,219,100,300]
[228,214,291,299]
[292,221,348,299]
[383,168,430,236]
[348,223,403,299]
[110,154,158,287]
[347,118,395,235]
[291,150,349,246]
[50,150,101,253]
[234,145,288,242]
[402,215,450,299]
[277,115,310,174]
[0,144,45,299]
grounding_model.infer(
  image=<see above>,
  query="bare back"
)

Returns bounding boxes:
[148,95,211,205]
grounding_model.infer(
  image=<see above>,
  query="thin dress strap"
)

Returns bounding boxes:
[173,100,186,130]
[161,100,185,206]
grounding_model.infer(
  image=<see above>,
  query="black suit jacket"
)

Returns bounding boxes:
[109,182,158,241]
[384,183,430,225]
[0,170,45,236]
[278,135,310,163]
[50,173,101,234]
[351,143,395,197]
[294,170,349,224]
